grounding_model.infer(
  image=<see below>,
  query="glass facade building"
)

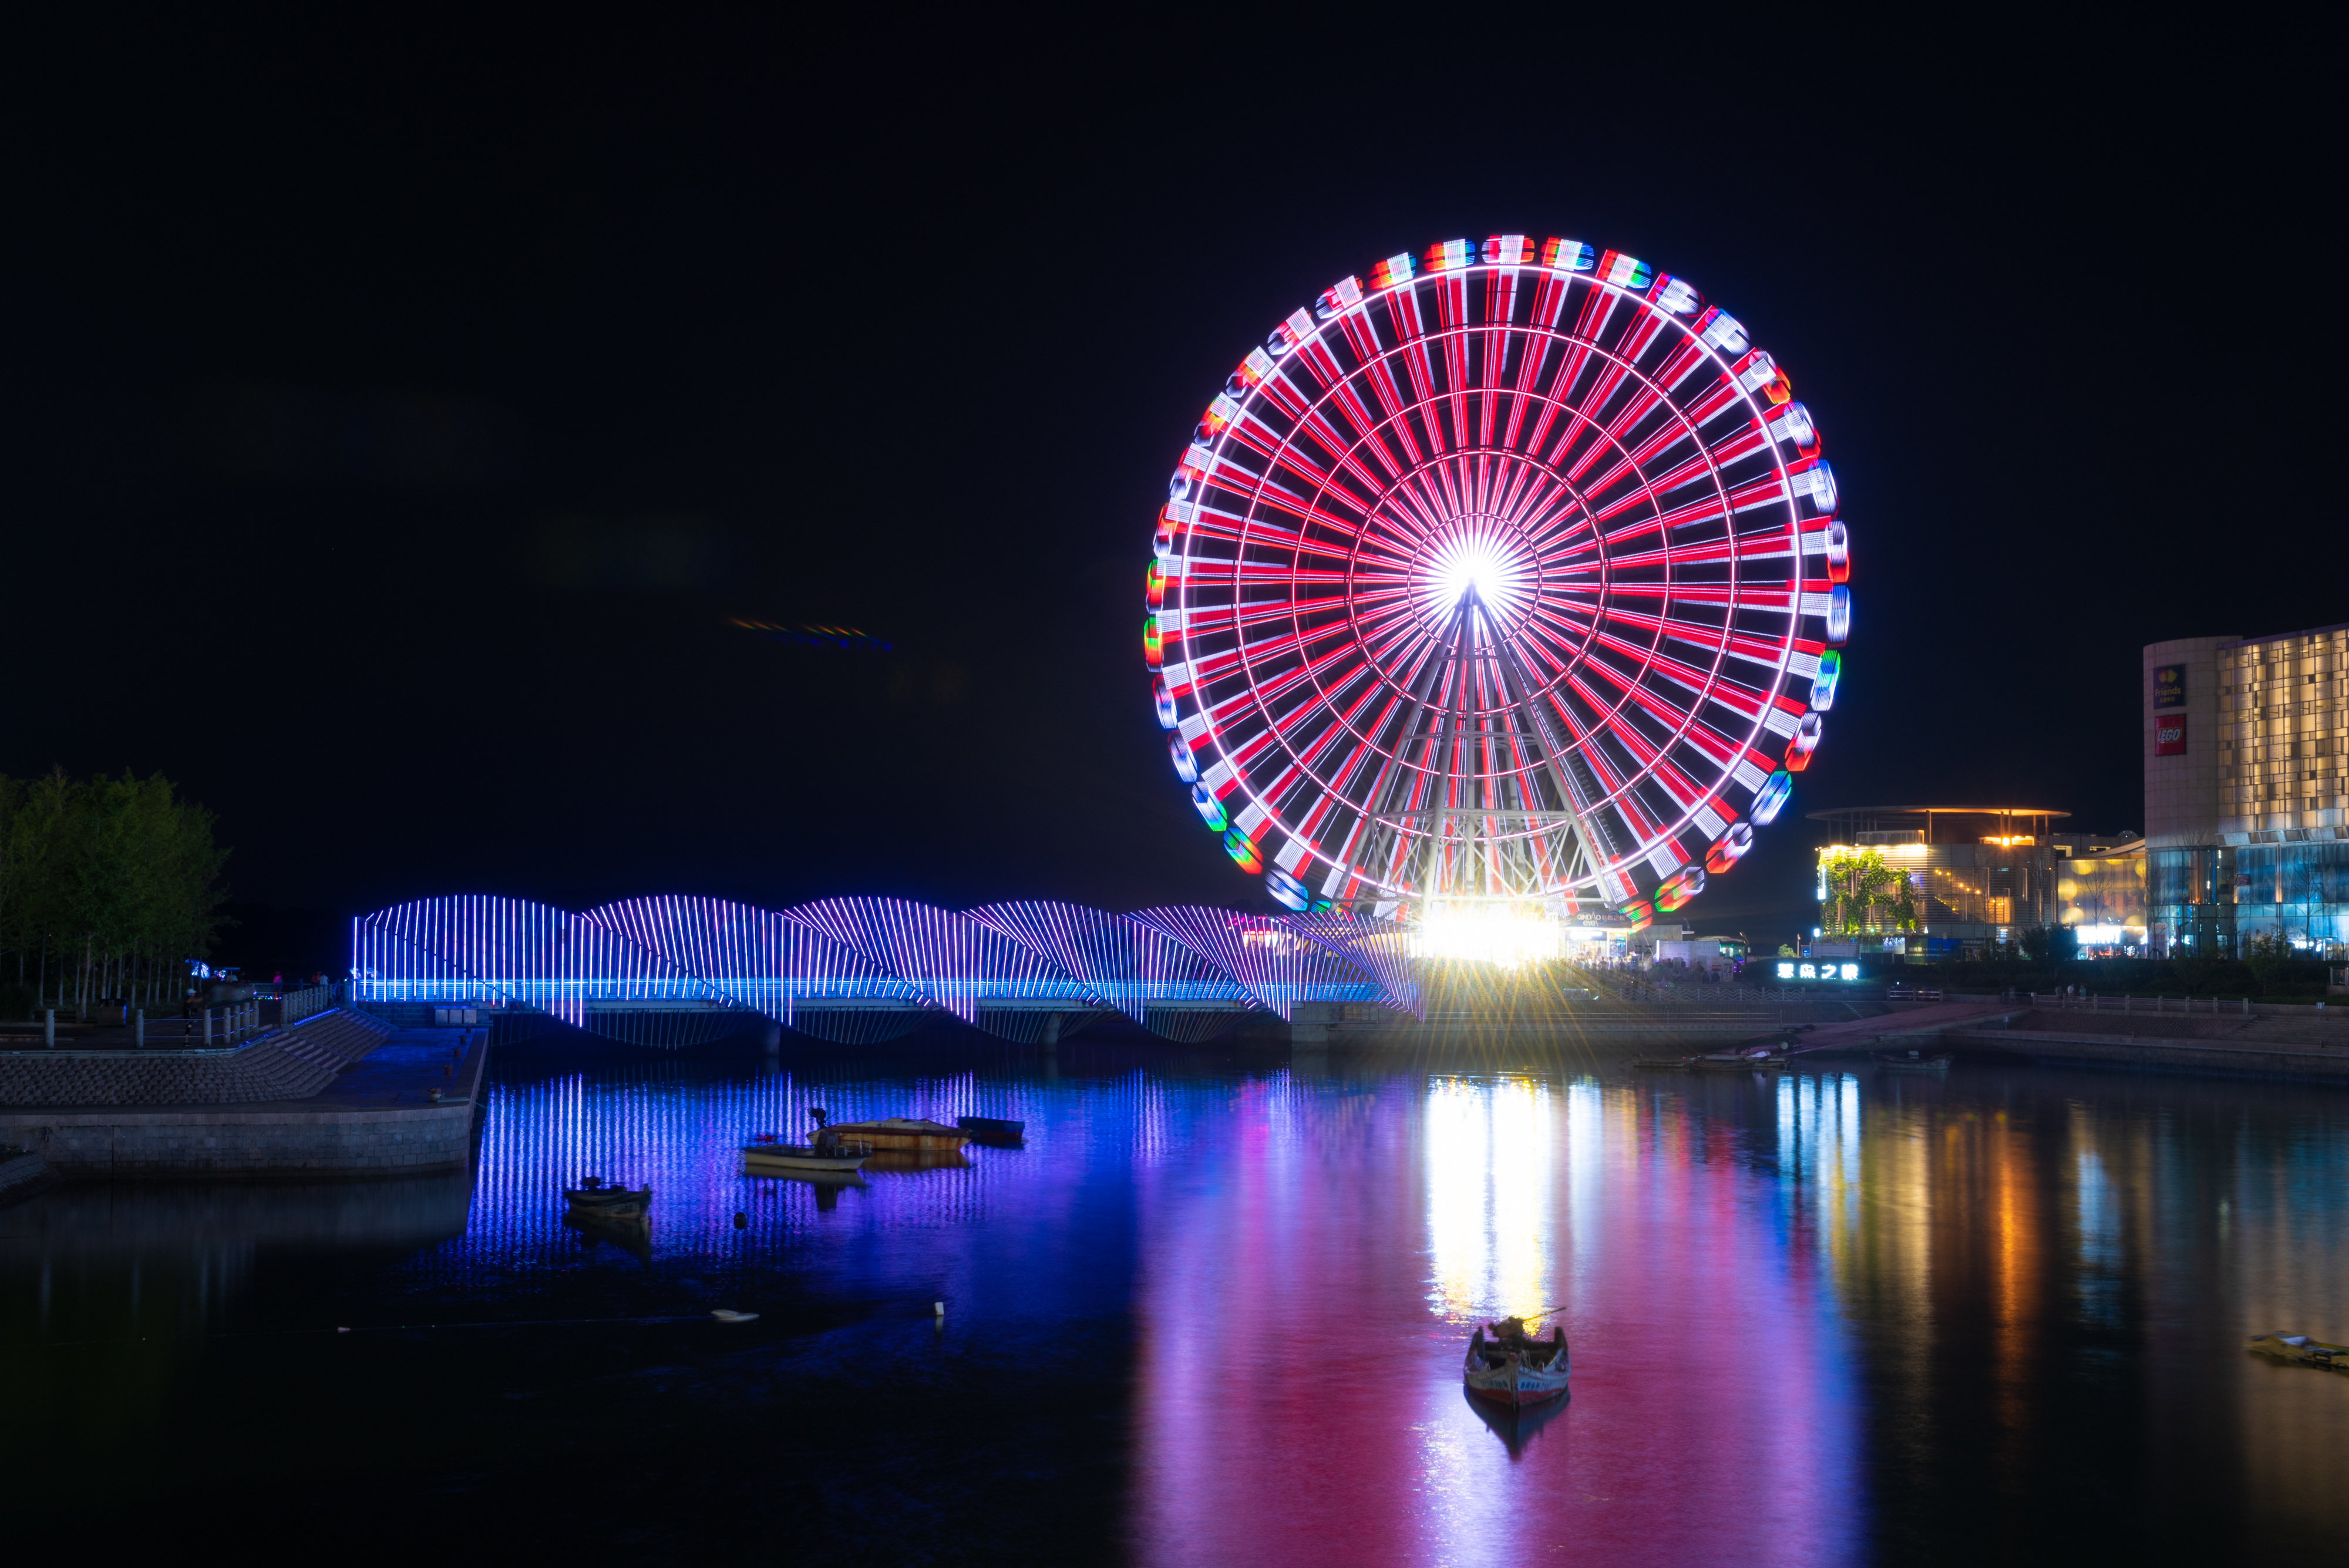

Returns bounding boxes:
[2143,624,2349,960]
[1806,807,2143,956]
[2054,850,2148,947]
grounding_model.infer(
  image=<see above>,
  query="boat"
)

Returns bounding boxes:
[1875,1051,1953,1073]
[1691,1048,1793,1072]
[1629,1056,1697,1072]
[711,1309,760,1324]
[2249,1332,2349,1372]
[862,1148,972,1172]
[957,1115,1026,1145]
[1463,1316,1570,1407]
[740,1130,871,1175]
[1461,1382,1567,1460]
[564,1176,650,1219]
[820,1117,970,1152]
[563,1207,652,1260]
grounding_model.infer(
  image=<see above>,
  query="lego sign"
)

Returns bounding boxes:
[2155,714,2187,755]
[2153,664,2186,710]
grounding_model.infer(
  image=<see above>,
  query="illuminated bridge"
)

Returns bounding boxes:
[352,896,1421,1047]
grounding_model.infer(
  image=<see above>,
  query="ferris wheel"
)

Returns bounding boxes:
[1146,235,1849,928]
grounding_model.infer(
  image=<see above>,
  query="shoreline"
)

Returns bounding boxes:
[0,1017,490,1180]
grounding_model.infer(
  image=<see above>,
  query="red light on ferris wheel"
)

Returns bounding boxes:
[1146,235,1849,920]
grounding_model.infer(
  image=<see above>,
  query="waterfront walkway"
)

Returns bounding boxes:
[0,1014,489,1179]
[1778,997,2349,1084]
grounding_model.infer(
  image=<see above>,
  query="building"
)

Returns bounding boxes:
[1653,935,1748,975]
[1809,806,2147,958]
[2052,838,2148,951]
[2144,624,2349,958]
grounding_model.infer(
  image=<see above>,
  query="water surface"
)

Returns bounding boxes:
[4,1045,2345,1564]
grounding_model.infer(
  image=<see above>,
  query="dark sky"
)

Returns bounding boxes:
[4,17,2333,955]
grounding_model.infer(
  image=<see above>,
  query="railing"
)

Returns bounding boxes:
[2026,990,2343,1020]
[2,1002,267,1049]
[281,984,336,1027]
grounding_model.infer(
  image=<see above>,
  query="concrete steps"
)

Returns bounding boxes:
[0,1008,398,1108]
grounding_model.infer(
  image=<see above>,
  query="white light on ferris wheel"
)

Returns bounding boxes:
[1146,234,1850,925]
[1425,531,1525,620]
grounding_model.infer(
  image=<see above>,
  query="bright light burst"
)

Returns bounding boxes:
[1422,529,1526,624]
[1409,903,1565,968]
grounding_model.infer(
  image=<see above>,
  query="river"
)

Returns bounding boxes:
[4,1042,2345,1564]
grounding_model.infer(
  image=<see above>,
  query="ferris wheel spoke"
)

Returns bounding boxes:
[1566,395,1700,491]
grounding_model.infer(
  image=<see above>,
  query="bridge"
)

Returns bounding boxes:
[352,896,1421,1046]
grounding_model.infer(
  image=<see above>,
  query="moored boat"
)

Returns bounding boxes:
[1629,1056,1697,1072]
[1463,1316,1570,1407]
[1692,1049,1793,1072]
[564,1176,650,1219]
[740,1139,870,1175]
[2249,1331,2349,1371]
[957,1115,1026,1145]
[1875,1051,1952,1074]
[822,1116,969,1152]
[563,1206,652,1260]
[862,1148,972,1172]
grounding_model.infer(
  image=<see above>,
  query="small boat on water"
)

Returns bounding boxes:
[1875,1051,1953,1074]
[565,1176,650,1218]
[563,1206,652,1260]
[1630,1056,1697,1072]
[957,1115,1026,1145]
[1463,1316,1571,1407]
[862,1148,972,1172]
[1692,1048,1793,1072]
[2249,1332,2349,1372]
[822,1117,969,1152]
[740,1128,871,1175]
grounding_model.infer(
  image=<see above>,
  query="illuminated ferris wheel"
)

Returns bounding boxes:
[1146,235,1849,929]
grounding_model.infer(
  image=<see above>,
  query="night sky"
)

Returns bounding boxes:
[5,19,2332,970]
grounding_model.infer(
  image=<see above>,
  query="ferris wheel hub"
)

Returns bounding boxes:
[1412,516,1536,628]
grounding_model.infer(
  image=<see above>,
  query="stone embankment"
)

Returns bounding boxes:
[1301,995,1907,1050]
[1946,1006,2349,1084]
[1771,997,2349,1085]
[0,1010,393,1106]
[0,1014,489,1179]
[0,1148,46,1204]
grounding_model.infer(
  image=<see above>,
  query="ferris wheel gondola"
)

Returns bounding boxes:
[1145,235,1849,925]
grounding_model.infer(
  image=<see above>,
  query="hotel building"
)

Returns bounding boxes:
[2143,624,2349,958]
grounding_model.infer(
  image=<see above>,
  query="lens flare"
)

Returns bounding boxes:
[1422,531,1526,624]
[1409,904,1564,969]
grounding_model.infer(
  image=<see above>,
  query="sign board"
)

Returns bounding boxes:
[2155,714,2187,755]
[2153,664,2186,709]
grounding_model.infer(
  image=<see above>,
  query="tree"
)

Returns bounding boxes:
[2243,930,2291,995]
[0,770,228,1015]
[1818,847,1918,936]
[2019,924,2079,964]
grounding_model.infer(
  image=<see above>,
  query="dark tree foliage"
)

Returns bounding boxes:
[0,769,228,1018]
[2018,925,2079,964]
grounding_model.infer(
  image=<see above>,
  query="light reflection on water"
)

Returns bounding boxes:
[4,1055,2347,1563]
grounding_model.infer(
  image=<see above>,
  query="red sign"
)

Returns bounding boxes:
[2155,715,2187,755]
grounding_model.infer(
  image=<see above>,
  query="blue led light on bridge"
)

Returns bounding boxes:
[351,894,1421,1044]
